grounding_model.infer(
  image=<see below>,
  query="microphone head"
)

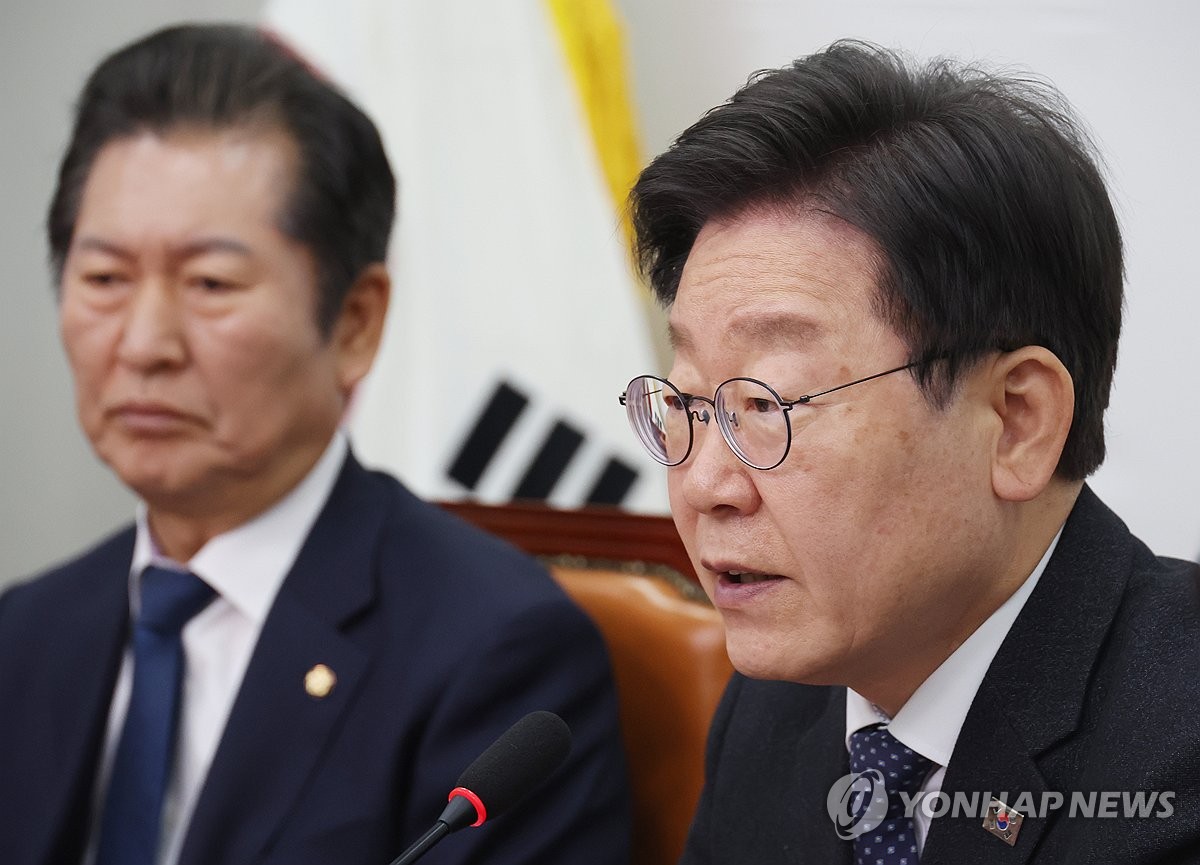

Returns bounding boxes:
[454,710,572,823]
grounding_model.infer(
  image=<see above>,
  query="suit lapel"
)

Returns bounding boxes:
[922,680,1050,865]
[922,487,1133,865]
[792,687,854,865]
[179,455,387,865]
[21,532,132,864]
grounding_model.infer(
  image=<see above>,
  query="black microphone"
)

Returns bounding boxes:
[387,711,572,865]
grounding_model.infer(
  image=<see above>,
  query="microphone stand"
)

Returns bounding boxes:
[387,796,477,865]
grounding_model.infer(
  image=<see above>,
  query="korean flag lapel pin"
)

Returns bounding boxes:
[983,797,1023,846]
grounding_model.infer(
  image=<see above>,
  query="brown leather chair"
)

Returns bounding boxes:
[441,500,733,865]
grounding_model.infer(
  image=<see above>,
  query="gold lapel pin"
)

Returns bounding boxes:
[982,797,1023,846]
[304,663,337,699]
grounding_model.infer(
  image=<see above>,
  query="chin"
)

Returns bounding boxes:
[107,455,206,506]
[727,638,799,683]
[725,631,844,685]
[121,472,201,508]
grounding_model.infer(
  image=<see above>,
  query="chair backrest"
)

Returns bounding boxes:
[441,500,732,865]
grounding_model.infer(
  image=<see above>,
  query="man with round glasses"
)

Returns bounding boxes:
[623,41,1200,862]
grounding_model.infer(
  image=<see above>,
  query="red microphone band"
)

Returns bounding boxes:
[447,786,487,827]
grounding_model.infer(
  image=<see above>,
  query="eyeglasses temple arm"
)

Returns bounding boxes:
[793,360,924,404]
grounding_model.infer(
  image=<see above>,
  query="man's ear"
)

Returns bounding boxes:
[331,263,390,396]
[988,346,1075,502]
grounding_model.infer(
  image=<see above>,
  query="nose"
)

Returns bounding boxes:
[115,281,187,372]
[675,410,760,515]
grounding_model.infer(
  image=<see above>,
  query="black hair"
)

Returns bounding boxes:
[47,23,396,334]
[630,41,1122,479]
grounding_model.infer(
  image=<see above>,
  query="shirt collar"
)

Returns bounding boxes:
[130,431,349,624]
[845,527,1063,765]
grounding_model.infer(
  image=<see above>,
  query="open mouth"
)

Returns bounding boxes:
[725,570,783,585]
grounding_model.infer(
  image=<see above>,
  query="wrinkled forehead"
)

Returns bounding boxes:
[666,209,891,356]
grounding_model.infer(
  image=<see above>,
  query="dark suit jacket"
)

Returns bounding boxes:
[681,486,1200,864]
[0,453,632,865]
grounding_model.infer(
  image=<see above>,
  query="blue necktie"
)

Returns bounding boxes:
[95,566,216,865]
[849,723,934,865]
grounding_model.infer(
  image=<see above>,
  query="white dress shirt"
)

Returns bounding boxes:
[845,528,1062,852]
[87,431,348,865]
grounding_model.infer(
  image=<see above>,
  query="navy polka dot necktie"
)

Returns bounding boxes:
[95,566,216,865]
[848,723,934,865]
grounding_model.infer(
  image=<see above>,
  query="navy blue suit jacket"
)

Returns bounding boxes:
[0,453,632,865]
[681,487,1200,864]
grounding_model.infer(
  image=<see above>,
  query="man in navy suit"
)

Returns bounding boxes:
[0,23,630,865]
[620,42,1200,862]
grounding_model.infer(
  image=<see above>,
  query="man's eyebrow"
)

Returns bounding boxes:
[71,236,254,259]
[668,311,822,353]
[72,236,133,259]
[176,237,254,258]
[666,320,692,353]
[729,313,822,347]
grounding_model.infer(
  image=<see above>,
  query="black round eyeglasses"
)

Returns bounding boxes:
[619,361,923,470]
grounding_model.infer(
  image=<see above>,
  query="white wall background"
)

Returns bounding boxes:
[2,0,1197,583]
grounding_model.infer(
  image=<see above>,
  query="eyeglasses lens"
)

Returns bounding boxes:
[715,379,788,469]
[625,375,691,466]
